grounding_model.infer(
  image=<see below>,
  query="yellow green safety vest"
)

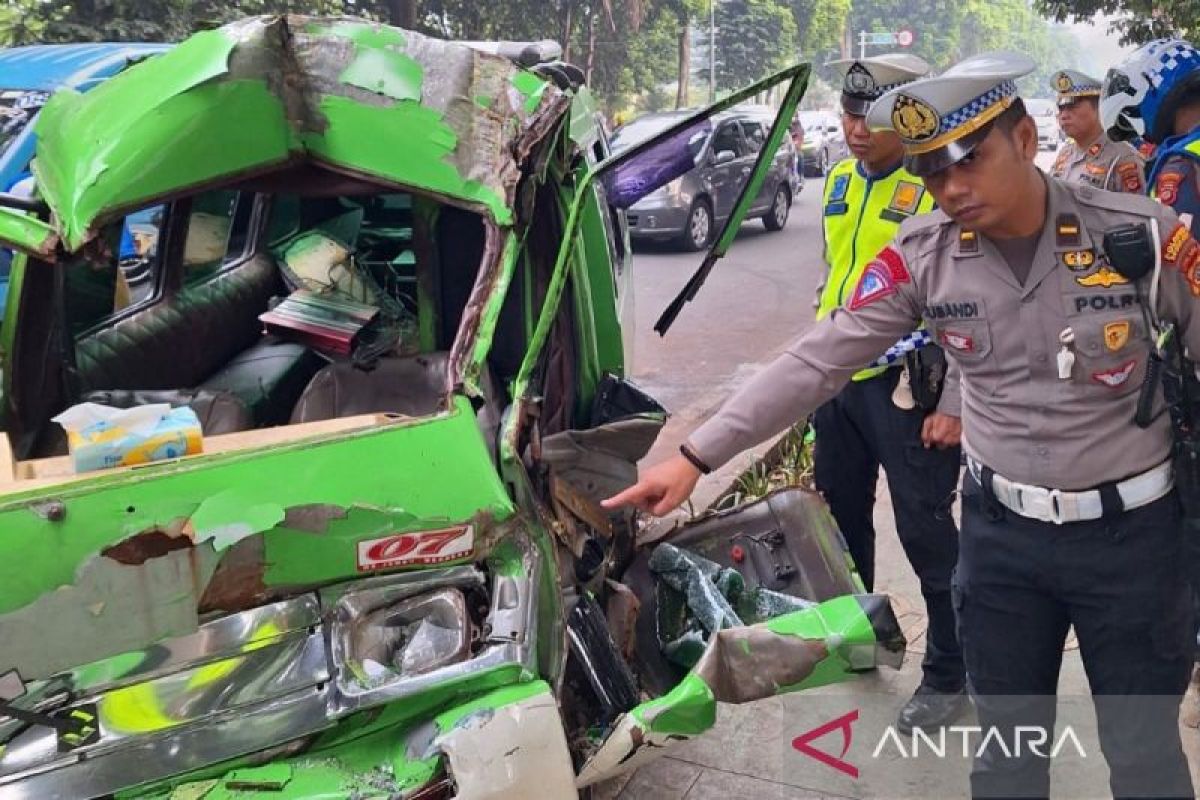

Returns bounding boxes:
[819,158,934,381]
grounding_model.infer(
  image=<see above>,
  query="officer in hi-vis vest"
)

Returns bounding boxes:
[1050,68,1145,194]
[814,53,967,734]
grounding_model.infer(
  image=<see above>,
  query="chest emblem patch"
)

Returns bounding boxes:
[1104,321,1131,352]
[889,181,923,214]
[829,173,850,202]
[1163,223,1190,264]
[1087,142,1103,157]
[939,329,976,353]
[1085,162,1108,177]
[1075,266,1129,288]
[1091,360,1137,388]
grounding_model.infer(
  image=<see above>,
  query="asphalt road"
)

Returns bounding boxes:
[628,173,827,465]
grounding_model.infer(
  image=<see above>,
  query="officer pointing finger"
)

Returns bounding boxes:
[606,51,1196,798]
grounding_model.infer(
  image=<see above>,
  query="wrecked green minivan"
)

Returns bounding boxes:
[0,16,903,799]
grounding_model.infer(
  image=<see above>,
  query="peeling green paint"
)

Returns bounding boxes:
[334,24,422,102]
[433,679,550,733]
[24,15,561,251]
[0,398,511,617]
[634,673,716,736]
[0,206,56,258]
[511,71,548,116]
[301,95,509,225]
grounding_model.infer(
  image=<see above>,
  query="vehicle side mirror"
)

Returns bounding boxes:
[713,150,737,165]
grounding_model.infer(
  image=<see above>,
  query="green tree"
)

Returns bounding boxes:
[1035,0,1197,45]
[713,0,798,89]
[789,0,850,63]
[847,0,965,72]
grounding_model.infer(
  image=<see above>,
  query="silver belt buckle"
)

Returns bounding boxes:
[1014,485,1067,524]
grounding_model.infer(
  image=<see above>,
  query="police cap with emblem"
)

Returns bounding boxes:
[866,51,1036,177]
[1052,68,1102,106]
[827,53,931,116]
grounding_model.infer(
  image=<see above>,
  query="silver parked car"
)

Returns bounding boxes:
[611,109,801,251]
[797,110,849,177]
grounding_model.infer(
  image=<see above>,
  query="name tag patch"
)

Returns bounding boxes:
[939,329,976,353]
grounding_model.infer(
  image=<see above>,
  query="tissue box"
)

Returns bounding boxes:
[55,404,203,473]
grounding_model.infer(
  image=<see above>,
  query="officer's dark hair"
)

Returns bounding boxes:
[994,98,1029,135]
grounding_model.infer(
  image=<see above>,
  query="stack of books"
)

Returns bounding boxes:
[259,290,379,356]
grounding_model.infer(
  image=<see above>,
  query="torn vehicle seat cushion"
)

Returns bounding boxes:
[80,388,253,435]
[200,338,324,426]
[290,353,503,455]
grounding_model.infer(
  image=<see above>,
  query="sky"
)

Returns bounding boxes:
[1065,13,1133,77]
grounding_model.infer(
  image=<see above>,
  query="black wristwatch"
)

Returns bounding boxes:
[679,442,712,474]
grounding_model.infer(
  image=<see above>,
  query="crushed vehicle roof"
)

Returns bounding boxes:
[29,16,565,251]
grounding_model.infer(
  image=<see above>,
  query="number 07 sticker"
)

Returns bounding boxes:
[356,526,474,571]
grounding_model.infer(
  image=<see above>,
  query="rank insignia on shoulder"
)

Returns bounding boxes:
[1104,320,1131,351]
[1088,142,1103,158]
[829,174,850,202]
[1056,214,1081,247]
[958,229,979,254]
[1075,266,1129,288]
[1062,249,1095,270]
[1157,171,1184,206]
[1091,359,1137,388]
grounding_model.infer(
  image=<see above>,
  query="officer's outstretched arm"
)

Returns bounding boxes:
[604,245,923,515]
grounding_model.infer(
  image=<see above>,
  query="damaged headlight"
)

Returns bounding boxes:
[341,588,472,687]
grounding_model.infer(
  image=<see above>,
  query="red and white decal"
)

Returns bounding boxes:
[847,263,894,310]
[356,526,474,572]
[939,329,975,353]
[874,246,912,284]
[1091,360,1137,389]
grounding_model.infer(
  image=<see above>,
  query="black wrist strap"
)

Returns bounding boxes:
[679,443,712,474]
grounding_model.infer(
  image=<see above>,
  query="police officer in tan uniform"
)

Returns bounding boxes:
[1050,69,1146,194]
[606,53,1194,797]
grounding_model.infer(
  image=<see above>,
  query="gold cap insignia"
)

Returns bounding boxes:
[892,94,940,141]
[1055,73,1074,93]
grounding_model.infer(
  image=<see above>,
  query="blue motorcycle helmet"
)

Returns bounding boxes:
[1101,38,1200,144]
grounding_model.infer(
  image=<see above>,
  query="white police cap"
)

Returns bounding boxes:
[866,52,1036,176]
[1052,69,1102,106]
[826,53,931,115]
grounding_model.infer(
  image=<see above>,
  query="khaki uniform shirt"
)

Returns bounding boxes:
[689,177,1200,490]
[1051,133,1146,194]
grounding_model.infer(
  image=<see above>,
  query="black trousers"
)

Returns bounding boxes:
[813,367,965,691]
[958,474,1194,799]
